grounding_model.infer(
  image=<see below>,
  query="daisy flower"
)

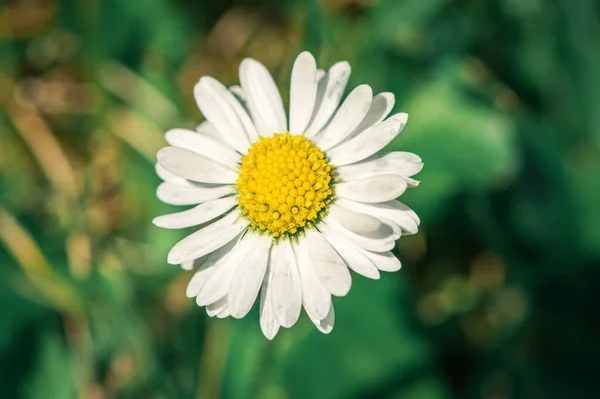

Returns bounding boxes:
[153,51,422,339]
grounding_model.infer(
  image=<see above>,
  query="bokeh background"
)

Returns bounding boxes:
[1,0,599,398]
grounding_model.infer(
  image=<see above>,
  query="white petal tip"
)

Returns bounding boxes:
[229,312,243,319]
[152,216,175,229]
[278,317,300,329]
[313,311,335,334]
[230,307,251,319]
[297,51,316,61]
[193,79,203,93]
[381,264,402,273]
[392,112,409,126]
[381,92,395,102]
[262,327,279,340]
[357,84,373,95]
[333,285,351,297]
[164,128,179,139]
[167,252,182,265]
[156,146,169,162]
[335,60,351,70]
[240,58,260,69]
[180,261,194,271]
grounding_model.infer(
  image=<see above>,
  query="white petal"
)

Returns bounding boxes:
[181,260,194,270]
[395,151,423,168]
[346,92,395,139]
[396,200,420,225]
[229,85,246,102]
[228,234,272,318]
[328,113,407,166]
[307,302,335,334]
[239,58,287,135]
[335,174,407,203]
[220,88,258,144]
[270,239,302,328]
[195,231,259,306]
[157,146,238,184]
[156,182,234,206]
[181,255,208,271]
[165,128,240,170]
[206,296,228,317]
[167,209,248,264]
[292,239,331,320]
[152,196,237,229]
[187,264,216,298]
[304,228,351,296]
[155,163,191,185]
[289,51,318,135]
[316,69,325,80]
[404,176,420,187]
[324,236,380,279]
[196,121,223,143]
[335,198,420,235]
[321,205,395,252]
[335,152,424,181]
[217,306,230,318]
[357,248,402,272]
[316,85,373,151]
[228,85,259,142]
[259,259,280,340]
[381,218,402,239]
[305,61,351,138]
[185,239,239,297]
[194,77,251,153]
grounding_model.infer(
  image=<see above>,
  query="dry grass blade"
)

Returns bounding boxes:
[0,207,83,315]
[106,107,166,161]
[7,98,79,199]
[98,61,180,126]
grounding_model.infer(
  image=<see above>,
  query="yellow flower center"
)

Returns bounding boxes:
[236,132,334,238]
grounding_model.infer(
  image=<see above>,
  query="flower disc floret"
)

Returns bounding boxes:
[236,132,334,238]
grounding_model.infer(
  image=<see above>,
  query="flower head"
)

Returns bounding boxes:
[154,51,423,339]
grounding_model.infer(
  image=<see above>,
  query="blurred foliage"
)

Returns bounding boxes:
[1,0,599,398]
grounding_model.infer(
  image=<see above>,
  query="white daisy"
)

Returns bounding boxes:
[153,51,423,339]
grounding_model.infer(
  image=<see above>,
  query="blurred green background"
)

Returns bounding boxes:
[1,0,599,398]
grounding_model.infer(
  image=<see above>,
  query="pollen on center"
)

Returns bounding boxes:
[236,132,335,238]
